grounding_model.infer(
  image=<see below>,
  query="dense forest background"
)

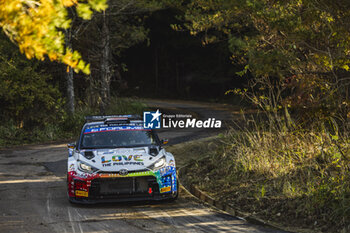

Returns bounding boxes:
[0,1,350,232]
[0,4,242,133]
[1,0,349,128]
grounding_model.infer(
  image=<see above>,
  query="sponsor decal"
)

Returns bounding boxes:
[113,155,132,162]
[143,110,222,129]
[110,162,144,166]
[68,164,75,172]
[169,159,175,167]
[75,190,88,197]
[99,171,153,178]
[101,155,144,167]
[101,156,111,164]
[134,155,143,161]
[100,173,121,178]
[84,125,146,134]
[160,186,171,193]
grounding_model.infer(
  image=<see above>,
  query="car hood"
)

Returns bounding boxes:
[78,147,163,172]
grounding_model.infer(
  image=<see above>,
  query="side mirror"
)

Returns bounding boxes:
[67,142,76,149]
[161,139,169,145]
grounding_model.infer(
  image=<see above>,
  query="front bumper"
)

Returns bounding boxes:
[67,166,177,203]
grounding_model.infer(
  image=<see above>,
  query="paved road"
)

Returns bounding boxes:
[0,100,285,233]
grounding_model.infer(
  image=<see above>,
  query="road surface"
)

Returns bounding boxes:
[0,99,285,233]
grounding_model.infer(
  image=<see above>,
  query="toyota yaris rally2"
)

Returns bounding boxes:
[67,115,178,203]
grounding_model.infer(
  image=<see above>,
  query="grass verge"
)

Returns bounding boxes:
[177,122,350,233]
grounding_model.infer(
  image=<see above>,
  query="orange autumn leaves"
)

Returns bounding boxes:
[0,0,107,74]
[62,0,79,7]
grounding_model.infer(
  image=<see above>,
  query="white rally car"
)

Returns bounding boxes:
[67,115,178,203]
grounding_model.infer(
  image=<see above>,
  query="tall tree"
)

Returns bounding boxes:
[64,8,94,114]
[172,0,350,121]
[65,29,75,114]
[76,0,160,113]
[100,10,111,113]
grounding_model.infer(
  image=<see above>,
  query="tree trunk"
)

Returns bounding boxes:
[154,46,159,93]
[176,61,180,94]
[65,29,75,114]
[100,11,111,114]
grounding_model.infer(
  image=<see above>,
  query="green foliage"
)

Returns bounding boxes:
[0,97,147,147]
[0,33,64,128]
[105,98,147,115]
[59,97,147,137]
[173,0,350,121]
[172,3,350,229]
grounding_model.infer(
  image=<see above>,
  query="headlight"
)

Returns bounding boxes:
[150,157,166,170]
[78,161,97,173]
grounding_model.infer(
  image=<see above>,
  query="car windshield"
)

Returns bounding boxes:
[81,126,158,149]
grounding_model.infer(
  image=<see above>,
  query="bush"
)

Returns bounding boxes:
[0,33,65,129]
[0,97,147,147]
[188,112,350,232]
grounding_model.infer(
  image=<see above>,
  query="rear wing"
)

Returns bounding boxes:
[85,115,142,124]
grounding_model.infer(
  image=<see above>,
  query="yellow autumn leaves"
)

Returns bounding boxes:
[0,0,107,74]
[62,0,79,7]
